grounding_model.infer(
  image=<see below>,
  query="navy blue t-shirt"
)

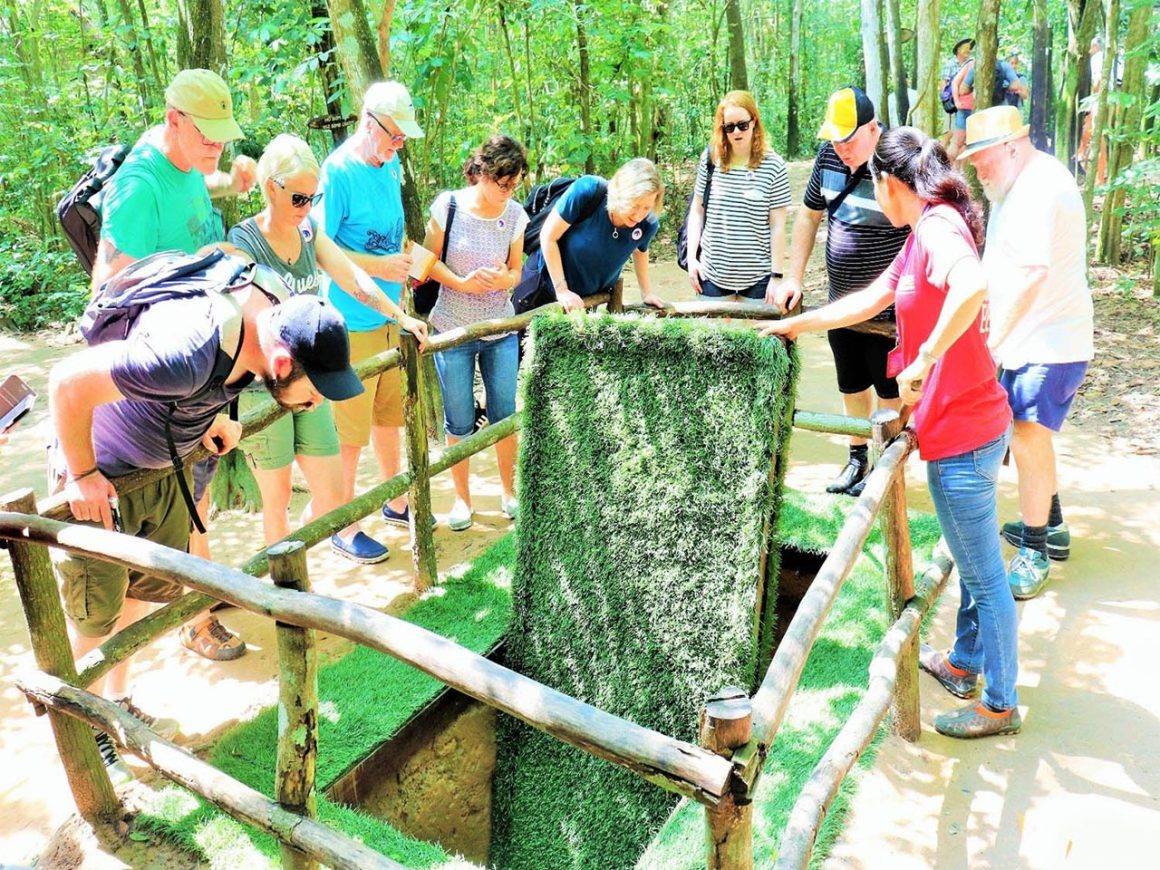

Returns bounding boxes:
[542,175,659,297]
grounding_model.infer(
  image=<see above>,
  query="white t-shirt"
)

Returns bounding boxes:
[983,151,1094,369]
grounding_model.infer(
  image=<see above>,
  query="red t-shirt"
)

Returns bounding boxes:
[884,204,1011,461]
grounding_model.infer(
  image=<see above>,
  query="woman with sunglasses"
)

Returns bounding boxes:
[420,135,528,530]
[685,91,791,303]
[227,134,428,562]
[760,127,1019,740]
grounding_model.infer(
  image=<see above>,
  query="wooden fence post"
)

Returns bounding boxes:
[700,686,753,870]
[608,277,625,313]
[1,489,119,819]
[400,331,437,592]
[870,410,919,741]
[269,540,319,870]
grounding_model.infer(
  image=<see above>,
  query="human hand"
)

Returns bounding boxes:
[556,288,585,313]
[687,259,703,294]
[65,470,118,529]
[473,266,510,292]
[772,278,802,314]
[381,252,413,284]
[757,318,801,342]
[230,156,258,195]
[897,355,934,406]
[203,416,242,455]
[401,316,429,349]
[641,292,666,310]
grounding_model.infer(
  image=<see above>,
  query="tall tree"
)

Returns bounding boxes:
[175,0,225,73]
[884,0,908,124]
[1082,0,1120,219]
[572,0,596,173]
[911,0,942,135]
[312,0,347,148]
[113,0,152,112]
[1030,0,1050,149]
[1055,0,1101,169]
[724,0,748,90]
[972,0,1001,113]
[860,0,888,115]
[786,0,803,156]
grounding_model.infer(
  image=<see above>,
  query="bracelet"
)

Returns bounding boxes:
[69,466,100,482]
[772,272,784,279]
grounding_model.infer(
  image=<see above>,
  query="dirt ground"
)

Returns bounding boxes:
[2,162,1158,867]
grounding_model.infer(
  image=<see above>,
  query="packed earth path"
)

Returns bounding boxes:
[1,160,1158,867]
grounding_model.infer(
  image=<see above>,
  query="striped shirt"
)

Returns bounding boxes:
[694,149,791,291]
[803,141,910,321]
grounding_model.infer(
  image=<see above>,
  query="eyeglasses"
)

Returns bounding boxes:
[491,176,522,193]
[722,120,753,135]
[272,178,323,209]
[367,112,406,143]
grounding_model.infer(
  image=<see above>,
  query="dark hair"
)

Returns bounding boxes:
[869,126,983,246]
[463,135,528,185]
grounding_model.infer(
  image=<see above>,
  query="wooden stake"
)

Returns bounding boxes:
[700,687,753,870]
[400,331,437,592]
[0,489,118,820]
[871,410,919,741]
[608,277,625,313]
[269,541,319,870]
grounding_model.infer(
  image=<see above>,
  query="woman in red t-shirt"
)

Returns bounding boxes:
[760,127,1019,739]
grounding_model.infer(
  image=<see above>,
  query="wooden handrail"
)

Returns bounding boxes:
[748,431,917,754]
[418,292,610,355]
[791,410,873,439]
[773,548,954,870]
[14,671,404,870]
[0,513,735,806]
[622,301,897,338]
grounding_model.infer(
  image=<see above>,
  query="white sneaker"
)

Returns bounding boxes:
[501,496,519,520]
[448,499,474,532]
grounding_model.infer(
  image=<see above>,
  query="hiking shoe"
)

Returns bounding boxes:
[827,457,868,494]
[1001,520,1071,561]
[93,729,134,786]
[381,502,411,527]
[846,477,868,498]
[919,644,979,699]
[330,531,389,564]
[934,701,1021,739]
[447,499,473,532]
[1008,547,1050,600]
[180,617,246,661]
[114,697,180,741]
[501,496,519,521]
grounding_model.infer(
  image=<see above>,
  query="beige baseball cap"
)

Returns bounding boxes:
[363,81,425,139]
[164,69,244,143]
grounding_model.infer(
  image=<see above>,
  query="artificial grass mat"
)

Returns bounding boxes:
[491,314,799,870]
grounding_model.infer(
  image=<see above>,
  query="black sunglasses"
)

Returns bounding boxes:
[272,177,323,209]
[366,111,406,142]
[722,119,753,135]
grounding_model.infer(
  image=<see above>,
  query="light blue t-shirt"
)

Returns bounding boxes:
[317,139,405,331]
[543,175,658,297]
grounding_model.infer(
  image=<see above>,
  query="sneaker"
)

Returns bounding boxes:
[501,496,519,521]
[934,701,1021,739]
[381,502,411,527]
[330,531,389,564]
[447,499,473,532]
[180,617,247,662]
[1001,520,1071,561]
[846,477,867,498]
[826,457,868,494]
[918,643,979,699]
[114,697,180,741]
[93,729,134,786]
[1008,547,1050,600]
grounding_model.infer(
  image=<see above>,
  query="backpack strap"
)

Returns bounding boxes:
[826,164,869,218]
[442,194,457,262]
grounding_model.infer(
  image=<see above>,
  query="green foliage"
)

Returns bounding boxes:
[491,314,798,869]
[0,230,88,331]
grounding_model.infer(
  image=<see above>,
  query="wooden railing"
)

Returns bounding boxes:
[2,290,952,870]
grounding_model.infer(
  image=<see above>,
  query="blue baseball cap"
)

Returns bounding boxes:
[271,295,364,402]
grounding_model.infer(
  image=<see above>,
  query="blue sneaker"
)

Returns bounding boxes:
[1008,546,1049,600]
[330,532,389,564]
[381,502,410,527]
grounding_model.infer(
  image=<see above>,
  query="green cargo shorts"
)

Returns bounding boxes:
[237,390,341,471]
[52,472,192,638]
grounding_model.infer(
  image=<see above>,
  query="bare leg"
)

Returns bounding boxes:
[495,433,518,500]
[72,597,151,697]
[296,453,346,524]
[841,389,874,448]
[337,443,365,539]
[371,425,406,513]
[250,463,293,545]
[1010,419,1056,527]
[445,434,472,505]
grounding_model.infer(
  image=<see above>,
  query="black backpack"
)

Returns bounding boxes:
[57,143,131,276]
[522,177,578,255]
[677,152,715,271]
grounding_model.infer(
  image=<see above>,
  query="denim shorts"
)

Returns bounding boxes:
[954,108,972,130]
[1000,361,1088,432]
[434,333,519,437]
[700,275,770,301]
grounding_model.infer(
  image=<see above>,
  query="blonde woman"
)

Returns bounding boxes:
[521,157,665,312]
[685,91,790,302]
[227,133,428,564]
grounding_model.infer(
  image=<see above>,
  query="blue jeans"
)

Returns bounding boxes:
[434,333,519,437]
[926,430,1018,711]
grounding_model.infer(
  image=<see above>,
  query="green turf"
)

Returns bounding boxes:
[490,314,799,870]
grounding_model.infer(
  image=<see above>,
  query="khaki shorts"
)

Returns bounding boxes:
[52,473,192,638]
[332,323,406,446]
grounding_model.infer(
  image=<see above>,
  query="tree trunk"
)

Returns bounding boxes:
[972,0,1001,113]
[135,0,168,86]
[376,0,397,79]
[312,0,347,148]
[1030,0,1050,149]
[497,0,527,146]
[884,0,908,124]
[877,0,893,118]
[1055,0,1101,171]
[1096,1,1154,264]
[175,0,226,73]
[911,0,942,135]
[1082,0,1119,221]
[572,0,596,173]
[786,0,803,155]
[114,0,152,113]
[860,0,888,115]
[724,0,748,90]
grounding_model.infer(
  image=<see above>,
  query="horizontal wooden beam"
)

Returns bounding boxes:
[419,293,610,355]
[774,547,954,870]
[0,513,735,806]
[791,410,873,439]
[621,302,897,338]
[15,671,405,870]
[748,432,916,754]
